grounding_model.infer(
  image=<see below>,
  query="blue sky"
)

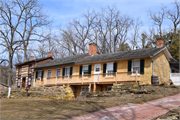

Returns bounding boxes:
[40,0,174,30]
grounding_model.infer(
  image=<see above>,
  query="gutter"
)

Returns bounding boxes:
[150,56,154,76]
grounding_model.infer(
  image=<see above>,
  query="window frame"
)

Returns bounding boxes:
[28,77,31,85]
[17,78,20,87]
[18,67,21,75]
[82,65,89,75]
[81,86,89,93]
[28,64,32,74]
[37,70,43,79]
[107,86,112,91]
[132,59,140,75]
[106,62,114,76]
[65,67,70,76]
[56,68,61,77]
[47,70,51,78]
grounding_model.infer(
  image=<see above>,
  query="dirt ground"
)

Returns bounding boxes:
[1,85,179,119]
[155,107,180,120]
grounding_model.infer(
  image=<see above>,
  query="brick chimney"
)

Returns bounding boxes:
[48,52,53,57]
[156,37,164,48]
[89,43,98,55]
[30,56,34,60]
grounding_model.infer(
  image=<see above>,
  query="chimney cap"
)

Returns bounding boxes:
[89,42,97,45]
[156,37,164,41]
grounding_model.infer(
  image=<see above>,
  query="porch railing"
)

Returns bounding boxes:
[43,71,138,85]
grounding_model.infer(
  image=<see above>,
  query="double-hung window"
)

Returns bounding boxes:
[106,63,114,76]
[28,77,31,85]
[18,78,20,86]
[38,71,42,78]
[47,70,51,78]
[82,65,89,75]
[56,69,60,77]
[65,67,70,76]
[132,60,140,74]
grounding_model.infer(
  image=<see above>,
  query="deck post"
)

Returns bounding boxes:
[98,74,99,83]
[116,72,117,83]
[82,75,83,84]
[40,78,41,85]
[93,82,96,92]
[136,71,138,83]
[56,76,57,85]
[68,75,69,85]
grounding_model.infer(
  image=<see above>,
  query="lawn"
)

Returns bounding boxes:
[1,85,179,119]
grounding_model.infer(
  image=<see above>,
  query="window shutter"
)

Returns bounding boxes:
[35,71,38,82]
[140,59,144,74]
[62,68,65,76]
[113,62,117,72]
[128,60,132,74]
[88,65,92,74]
[41,71,44,80]
[103,64,106,73]
[70,67,73,75]
[79,66,82,75]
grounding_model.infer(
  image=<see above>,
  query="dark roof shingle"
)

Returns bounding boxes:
[77,47,166,64]
[32,53,90,69]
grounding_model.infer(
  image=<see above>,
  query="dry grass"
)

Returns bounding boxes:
[1,86,179,119]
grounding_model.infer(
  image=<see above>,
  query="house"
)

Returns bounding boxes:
[15,53,53,88]
[26,37,176,97]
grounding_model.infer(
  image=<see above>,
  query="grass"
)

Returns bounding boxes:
[1,85,179,119]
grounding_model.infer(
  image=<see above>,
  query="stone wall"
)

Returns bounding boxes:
[1,85,75,100]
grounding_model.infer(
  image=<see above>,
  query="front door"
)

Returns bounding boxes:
[94,64,101,82]
[22,77,26,88]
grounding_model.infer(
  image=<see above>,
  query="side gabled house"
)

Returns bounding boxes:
[30,37,177,97]
[15,52,53,88]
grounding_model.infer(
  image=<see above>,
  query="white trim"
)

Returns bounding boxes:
[56,68,61,77]
[82,65,89,75]
[47,69,51,78]
[132,59,140,75]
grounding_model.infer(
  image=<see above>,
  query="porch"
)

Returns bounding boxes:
[35,71,139,87]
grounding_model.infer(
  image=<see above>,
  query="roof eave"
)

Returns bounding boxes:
[32,62,75,69]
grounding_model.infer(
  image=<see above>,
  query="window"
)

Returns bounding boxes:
[81,86,89,92]
[107,86,112,91]
[38,71,42,78]
[132,60,140,74]
[19,67,21,75]
[106,63,113,76]
[18,79,20,86]
[82,65,89,75]
[29,65,32,74]
[28,77,31,85]
[65,67,70,76]
[96,68,100,72]
[56,69,60,77]
[47,70,51,78]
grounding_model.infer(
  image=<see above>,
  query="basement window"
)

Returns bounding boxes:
[107,86,112,91]
[81,86,89,92]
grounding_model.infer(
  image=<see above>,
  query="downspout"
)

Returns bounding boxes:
[7,86,11,98]
[150,56,154,76]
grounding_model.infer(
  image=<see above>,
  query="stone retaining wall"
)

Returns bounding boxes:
[0,85,75,100]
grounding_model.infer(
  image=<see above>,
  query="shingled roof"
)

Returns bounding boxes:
[15,56,53,66]
[32,53,90,69]
[76,46,167,64]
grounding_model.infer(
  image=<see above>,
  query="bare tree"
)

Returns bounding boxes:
[12,0,51,62]
[148,5,166,37]
[167,0,180,44]
[70,9,98,54]
[0,0,24,86]
[130,18,143,50]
